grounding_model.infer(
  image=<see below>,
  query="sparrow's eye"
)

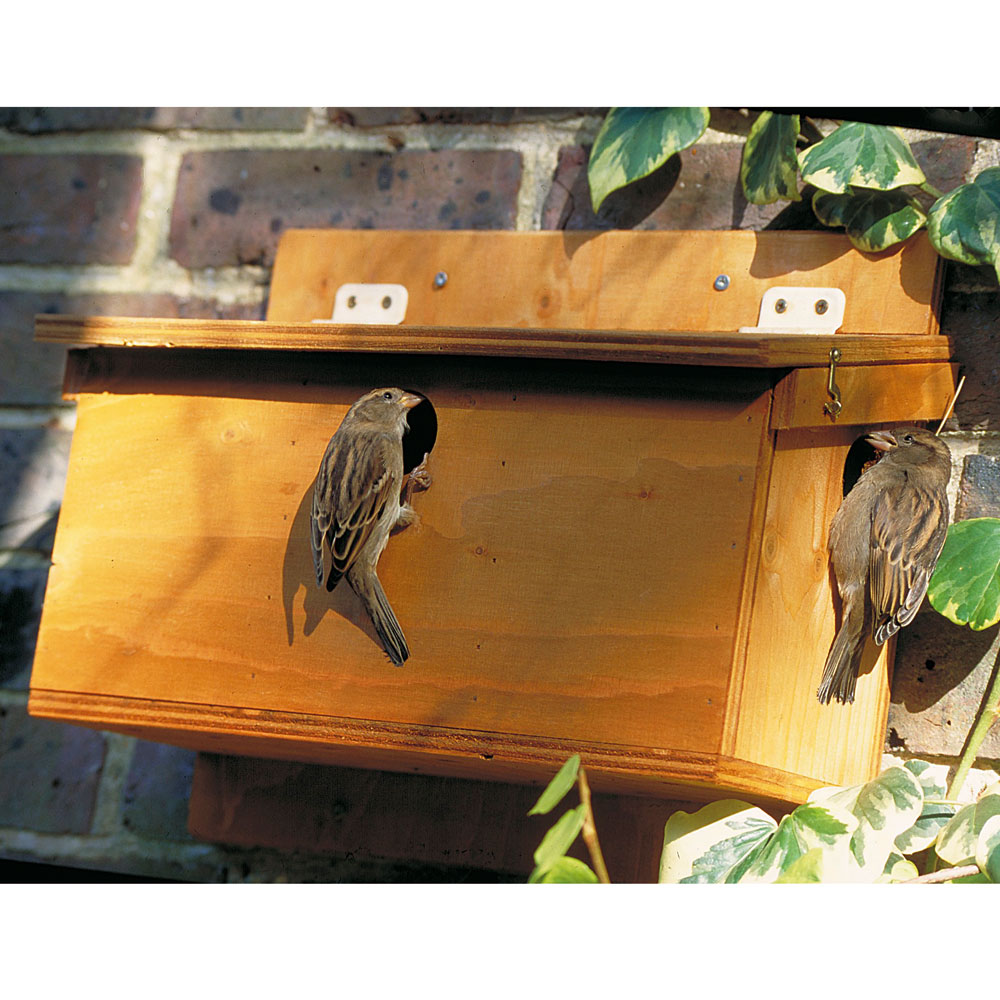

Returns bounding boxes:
[903,433,913,444]
[383,391,393,401]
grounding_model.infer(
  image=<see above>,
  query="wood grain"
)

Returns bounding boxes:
[30,359,772,781]
[35,315,954,368]
[771,362,959,430]
[734,428,893,787]
[265,229,943,335]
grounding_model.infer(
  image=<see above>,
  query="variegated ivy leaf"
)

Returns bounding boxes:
[928,167,1000,282]
[536,856,599,883]
[741,111,801,205]
[799,121,925,194]
[812,189,927,253]
[774,848,825,883]
[878,852,920,883]
[934,783,1000,867]
[894,759,956,855]
[659,799,776,884]
[808,766,924,879]
[975,814,1000,882]
[928,518,1000,631]
[528,755,580,816]
[739,802,857,883]
[528,804,587,882]
[588,107,710,213]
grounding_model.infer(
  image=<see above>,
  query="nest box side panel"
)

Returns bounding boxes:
[732,427,891,788]
[29,351,770,777]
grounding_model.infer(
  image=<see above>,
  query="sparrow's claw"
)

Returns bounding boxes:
[407,455,432,491]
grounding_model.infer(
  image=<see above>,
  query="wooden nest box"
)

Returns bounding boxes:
[29,230,955,806]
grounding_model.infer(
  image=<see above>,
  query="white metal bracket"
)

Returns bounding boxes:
[313,283,409,325]
[738,286,846,335]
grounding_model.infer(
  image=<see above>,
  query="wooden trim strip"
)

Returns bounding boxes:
[35,315,954,369]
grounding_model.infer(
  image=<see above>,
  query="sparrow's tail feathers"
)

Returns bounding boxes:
[818,620,862,705]
[359,572,409,665]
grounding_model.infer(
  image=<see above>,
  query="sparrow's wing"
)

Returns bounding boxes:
[313,429,398,587]
[869,483,948,643]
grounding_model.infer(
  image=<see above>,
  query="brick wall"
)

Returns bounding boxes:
[1,108,998,881]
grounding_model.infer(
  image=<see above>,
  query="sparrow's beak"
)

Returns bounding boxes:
[867,430,898,452]
[399,392,424,410]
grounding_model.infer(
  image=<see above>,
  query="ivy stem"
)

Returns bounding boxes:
[920,181,945,200]
[947,639,1000,802]
[904,863,981,884]
[577,766,611,884]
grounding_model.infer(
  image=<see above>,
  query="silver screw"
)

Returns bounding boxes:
[713,274,730,291]
[381,296,392,309]
[815,299,828,315]
[434,271,448,288]
[775,298,787,314]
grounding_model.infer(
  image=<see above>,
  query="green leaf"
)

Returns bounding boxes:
[935,783,1000,866]
[739,802,857,883]
[659,799,776,884]
[588,107,710,213]
[528,804,587,882]
[894,760,956,855]
[975,814,1000,882]
[878,852,920,883]
[741,111,801,205]
[799,121,925,194]
[535,856,599,883]
[773,848,826,882]
[928,518,1000,630]
[812,189,927,252]
[928,167,1000,281]
[528,755,580,816]
[809,766,924,878]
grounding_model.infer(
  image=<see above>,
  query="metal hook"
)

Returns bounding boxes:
[823,348,842,420]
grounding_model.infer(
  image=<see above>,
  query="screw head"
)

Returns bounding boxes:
[815,298,829,315]
[775,298,787,314]
[713,274,730,291]
[381,296,392,309]
[347,295,357,309]
[434,271,448,288]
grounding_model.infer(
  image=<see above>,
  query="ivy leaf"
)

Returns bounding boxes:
[528,804,587,882]
[878,852,920,883]
[975,814,1000,882]
[741,111,801,205]
[528,755,580,816]
[809,766,924,878]
[928,518,1000,630]
[799,121,925,194]
[588,107,710,213]
[659,799,776,884]
[773,848,826,882]
[535,856,599,883]
[894,760,956,855]
[934,783,1000,867]
[928,167,1000,282]
[739,802,857,883]
[812,189,927,253]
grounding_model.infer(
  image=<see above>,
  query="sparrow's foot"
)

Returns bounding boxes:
[407,455,432,492]
[392,502,419,533]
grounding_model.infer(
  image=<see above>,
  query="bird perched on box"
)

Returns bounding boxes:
[310,387,431,665]
[818,426,952,705]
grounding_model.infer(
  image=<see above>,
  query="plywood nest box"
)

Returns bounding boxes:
[29,230,956,807]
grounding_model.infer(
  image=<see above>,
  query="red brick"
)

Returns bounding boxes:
[328,108,602,127]
[938,287,1000,431]
[0,154,142,264]
[0,566,49,691]
[169,149,522,268]
[121,741,196,841]
[542,143,798,231]
[0,291,263,406]
[956,455,1000,519]
[0,426,72,553]
[888,609,1000,759]
[0,107,308,132]
[0,704,105,834]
